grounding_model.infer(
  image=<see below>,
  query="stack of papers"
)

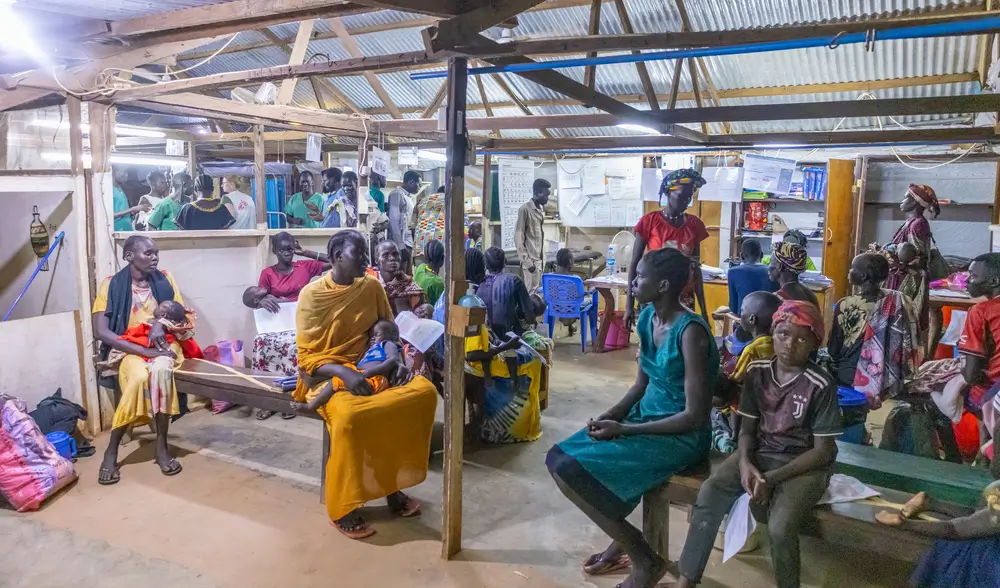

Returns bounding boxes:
[701,264,726,280]
[799,271,832,287]
[253,302,298,334]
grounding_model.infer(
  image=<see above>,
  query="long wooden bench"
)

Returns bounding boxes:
[642,442,992,566]
[172,359,329,503]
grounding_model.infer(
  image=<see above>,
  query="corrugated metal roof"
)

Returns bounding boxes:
[25,0,228,20]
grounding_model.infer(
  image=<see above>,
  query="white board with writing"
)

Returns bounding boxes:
[498,158,536,249]
[557,156,643,227]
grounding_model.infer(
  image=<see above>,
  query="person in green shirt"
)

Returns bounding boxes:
[147,172,189,231]
[112,166,149,231]
[369,171,386,213]
[284,171,325,228]
[413,239,445,305]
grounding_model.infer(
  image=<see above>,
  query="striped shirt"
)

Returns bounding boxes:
[737,359,843,462]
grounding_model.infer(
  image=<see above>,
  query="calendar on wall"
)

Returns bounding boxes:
[498,157,535,250]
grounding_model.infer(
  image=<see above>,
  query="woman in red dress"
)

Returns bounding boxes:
[624,168,709,329]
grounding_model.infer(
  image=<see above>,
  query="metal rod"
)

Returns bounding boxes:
[3,231,66,322]
[411,15,1000,80]
[485,139,980,156]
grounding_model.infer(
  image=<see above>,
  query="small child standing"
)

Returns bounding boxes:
[291,319,403,412]
[675,300,842,588]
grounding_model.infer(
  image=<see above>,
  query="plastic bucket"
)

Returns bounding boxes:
[837,386,869,445]
[601,311,630,351]
[45,431,77,459]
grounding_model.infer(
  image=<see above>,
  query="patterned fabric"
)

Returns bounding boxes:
[773,242,808,273]
[853,290,920,409]
[376,270,425,309]
[465,327,542,444]
[773,299,825,343]
[413,191,445,257]
[251,330,298,376]
[0,395,77,512]
[660,168,706,193]
[907,183,941,217]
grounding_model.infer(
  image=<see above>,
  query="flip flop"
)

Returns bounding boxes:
[256,409,275,421]
[159,459,183,476]
[280,412,297,420]
[97,466,120,486]
[330,518,377,540]
[390,496,422,518]
[583,553,631,576]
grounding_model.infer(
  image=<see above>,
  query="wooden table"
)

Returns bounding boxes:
[928,292,985,353]
[584,276,631,353]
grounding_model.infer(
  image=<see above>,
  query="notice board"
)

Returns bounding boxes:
[557,156,644,228]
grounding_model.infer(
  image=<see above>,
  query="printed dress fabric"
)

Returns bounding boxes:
[886,216,932,333]
[251,330,298,376]
[852,290,920,409]
[464,327,542,444]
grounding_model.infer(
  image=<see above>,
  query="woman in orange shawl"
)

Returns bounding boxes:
[293,229,438,540]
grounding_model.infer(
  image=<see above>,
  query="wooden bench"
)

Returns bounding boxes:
[642,442,991,566]
[172,359,329,503]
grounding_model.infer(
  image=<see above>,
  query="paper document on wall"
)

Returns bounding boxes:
[625,202,642,226]
[566,189,590,216]
[254,302,298,335]
[582,163,605,195]
[607,176,627,200]
[499,158,536,249]
[640,168,665,202]
[609,204,625,226]
[698,167,745,202]
[742,153,795,195]
[306,133,323,163]
[593,204,610,226]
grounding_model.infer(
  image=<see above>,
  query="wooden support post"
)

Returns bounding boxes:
[0,112,7,170]
[254,124,266,227]
[276,19,317,105]
[583,0,601,91]
[668,58,683,110]
[67,96,100,436]
[187,141,198,176]
[687,59,709,134]
[442,55,469,560]
[481,153,493,247]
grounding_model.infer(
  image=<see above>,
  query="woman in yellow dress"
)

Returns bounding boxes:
[93,235,187,485]
[292,229,438,540]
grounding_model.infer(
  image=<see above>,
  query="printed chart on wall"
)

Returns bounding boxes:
[557,156,645,228]
[498,158,536,249]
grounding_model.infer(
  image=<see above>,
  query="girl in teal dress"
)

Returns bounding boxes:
[546,247,719,588]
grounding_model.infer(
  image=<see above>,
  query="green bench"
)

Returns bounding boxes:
[642,442,990,566]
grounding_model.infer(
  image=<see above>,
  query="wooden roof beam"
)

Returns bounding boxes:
[490,73,552,139]
[328,17,403,118]
[612,0,658,111]
[276,20,316,106]
[583,0,602,91]
[425,0,549,54]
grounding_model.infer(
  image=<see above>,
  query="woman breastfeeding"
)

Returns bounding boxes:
[546,247,718,588]
[293,230,438,540]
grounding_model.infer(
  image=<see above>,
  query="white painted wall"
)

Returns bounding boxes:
[0,190,79,320]
[0,311,84,410]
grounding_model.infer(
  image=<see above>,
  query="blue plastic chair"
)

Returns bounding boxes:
[541,273,598,353]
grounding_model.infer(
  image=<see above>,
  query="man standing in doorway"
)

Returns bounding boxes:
[515,178,550,295]
[388,170,421,265]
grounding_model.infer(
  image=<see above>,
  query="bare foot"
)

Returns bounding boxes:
[901,492,930,519]
[875,510,905,527]
[616,552,667,588]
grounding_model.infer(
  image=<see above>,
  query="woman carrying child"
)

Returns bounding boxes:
[546,247,718,588]
[672,300,842,588]
[293,230,438,540]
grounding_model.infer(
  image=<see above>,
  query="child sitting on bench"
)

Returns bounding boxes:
[714,291,781,453]
[291,319,404,412]
[674,300,842,588]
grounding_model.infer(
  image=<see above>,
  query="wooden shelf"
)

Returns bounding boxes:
[736,230,825,242]
[742,198,825,204]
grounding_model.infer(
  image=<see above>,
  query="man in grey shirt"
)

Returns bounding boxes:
[387,170,421,265]
[515,178,551,294]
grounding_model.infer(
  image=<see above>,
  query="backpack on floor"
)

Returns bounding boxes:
[0,395,77,512]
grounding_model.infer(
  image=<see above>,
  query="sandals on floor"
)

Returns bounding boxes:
[280,412,296,420]
[97,466,120,486]
[583,553,631,576]
[256,409,275,420]
[159,459,183,476]
[390,496,422,518]
[330,518,377,540]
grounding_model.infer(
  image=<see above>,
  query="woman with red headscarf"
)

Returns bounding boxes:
[884,184,938,335]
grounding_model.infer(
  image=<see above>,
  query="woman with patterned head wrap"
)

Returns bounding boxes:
[768,242,820,309]
[883,183,937,335]
[625,168,710,329]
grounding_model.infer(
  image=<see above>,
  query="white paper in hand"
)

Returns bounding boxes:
[253,302,298,334]
[395,311,444,353]
[723,494,757,562]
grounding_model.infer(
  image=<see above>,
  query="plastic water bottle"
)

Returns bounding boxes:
[606,243,616,277]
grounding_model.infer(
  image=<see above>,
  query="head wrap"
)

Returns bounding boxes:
[659,168,706,196]
[906,184,940,217]
[772,300,825,344]
[773,242,808,273]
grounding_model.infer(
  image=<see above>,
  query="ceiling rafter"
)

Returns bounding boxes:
[275,20,316,106]
[490,73,553,139]
[612,0,658,111]
[327,17,403,119]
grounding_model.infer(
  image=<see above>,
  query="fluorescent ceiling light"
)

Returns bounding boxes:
[418,150,448,161]
[31,120,166,138]
[42,152,187,167]
[0,1,50,69]
[616,123,662,135]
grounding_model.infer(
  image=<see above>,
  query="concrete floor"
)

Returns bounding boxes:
[1,336,915,588]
